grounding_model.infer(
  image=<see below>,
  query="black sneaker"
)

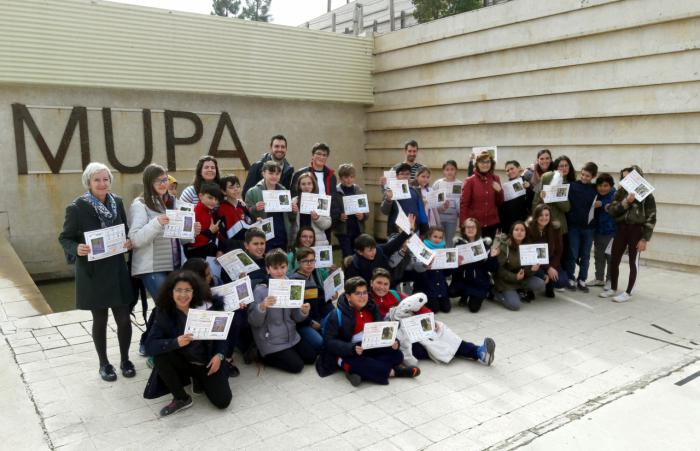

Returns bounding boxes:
[526,290,535,302]
[393,365,421,378]
[99,364,117,382]
[577,280,590,293]
[345,371,362,387]
[191,378,204,396]
[120,360,136,378]
[545,283,555,298]
[159,396,193,417]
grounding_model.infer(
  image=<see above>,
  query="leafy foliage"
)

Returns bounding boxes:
[211,0,271,22]
[411,0,482,23]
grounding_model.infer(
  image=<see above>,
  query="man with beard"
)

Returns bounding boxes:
[391,140,425,180]
[242,135,294,197]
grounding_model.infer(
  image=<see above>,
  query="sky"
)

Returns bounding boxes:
[108,0,347,26]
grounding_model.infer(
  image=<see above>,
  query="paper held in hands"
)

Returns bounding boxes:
[84,224,128,262]
[163,210,195,239]
[519,244,549,265]
[299,192,331,217]
[245,218,274,241]
[342,194,369,215]
[472,146,498,161]
[456,239,488,265]
[313,245,333,268]
[395,204,412,234]
[323,268,345,301]
[431,248,458,270]
[620,169,655,201]
[361,321,399,349]
[217,249,259,279]
[383,170,397,188]
[407,234,435,265]
[502,177,527,202]
[400,313,436,343]
[211,277,254,311]
[263,190,293,212]
[543,184,570,203]
[386,179,411,200]
[427,190,447,208]
[184,309,234,340]
[267,279,306,308]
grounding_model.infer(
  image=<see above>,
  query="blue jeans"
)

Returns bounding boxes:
[565,227,594,282]
[139,271,169,298]
[298,325,323,352]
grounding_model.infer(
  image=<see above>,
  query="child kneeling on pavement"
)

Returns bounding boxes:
[316,276,420,386]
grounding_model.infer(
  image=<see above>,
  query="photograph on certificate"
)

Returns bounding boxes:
[427,190,447,208]
[313,245,333,268]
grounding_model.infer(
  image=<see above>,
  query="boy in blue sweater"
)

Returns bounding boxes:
[589,173,616,289]
[565,162,598,293]
[380,163,429,236]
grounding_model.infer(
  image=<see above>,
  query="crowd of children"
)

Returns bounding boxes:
[62,135,657,417]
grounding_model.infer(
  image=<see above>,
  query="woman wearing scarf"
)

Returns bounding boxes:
[59,162,135,382]
[459,151,504,240]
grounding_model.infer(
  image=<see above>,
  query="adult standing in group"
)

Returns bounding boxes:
[242,134,294,197]
[391,139,425,180]
[179,155,221,205]
[459,151,504,239]
[522,149,555,207]
[59,162,135,382]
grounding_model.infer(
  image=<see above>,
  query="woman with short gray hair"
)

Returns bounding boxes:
[59,162,136,382]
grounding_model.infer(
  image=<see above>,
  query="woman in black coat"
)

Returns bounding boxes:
[58,162,134,382]
[144,270,232,417]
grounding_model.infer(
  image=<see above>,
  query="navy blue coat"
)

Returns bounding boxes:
[344,232,409,283]
[450,237,499,299]
[566,181,598,229]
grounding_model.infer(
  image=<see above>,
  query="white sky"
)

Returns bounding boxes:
[108,0,347,26]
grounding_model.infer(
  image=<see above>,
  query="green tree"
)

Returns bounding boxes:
[211,0,271,22]
[411,0,482,23]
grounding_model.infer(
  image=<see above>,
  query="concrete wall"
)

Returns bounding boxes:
[367,0,700,269]
[0,85,366,279]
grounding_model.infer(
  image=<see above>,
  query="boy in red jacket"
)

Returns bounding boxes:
[185,182,223,259]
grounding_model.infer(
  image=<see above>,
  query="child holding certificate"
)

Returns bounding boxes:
[450,218,500,313]
[289,172,332,246]
[184,182,223,259]
[432,160,462,244]
[532,155,574,235]
[248,250,316,373]
[411,226,452,313]
[380,163,429,236]
[498,160,530,234]
[589,173,617,289]
[244,161,291,252]
[333,163,367,257]
[564,162,598,293]
[600,166,657,303]
[143,271,231,417]
[493,222,547,311]
[526,204,567,296]
[218,175,253,245]
[413,167,445,228]
[316,277,420,386]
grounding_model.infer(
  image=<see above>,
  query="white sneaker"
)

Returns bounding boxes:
[587,279,605,287]
[604,280,611,291]
[612,292,631,303]
[599,289,616,298]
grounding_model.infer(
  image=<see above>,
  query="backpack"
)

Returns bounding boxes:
[320,307,342,339]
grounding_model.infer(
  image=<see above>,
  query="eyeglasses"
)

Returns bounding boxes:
[313,152,329,157]
[352,291,369,296]
[174,288,193,294]
[299,259,315,265]
[155,177,169,185]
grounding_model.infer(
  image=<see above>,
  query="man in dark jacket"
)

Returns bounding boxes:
[316,277,419,386]
[242,134,294,197]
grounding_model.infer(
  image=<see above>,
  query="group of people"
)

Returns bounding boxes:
[58,135,655,417]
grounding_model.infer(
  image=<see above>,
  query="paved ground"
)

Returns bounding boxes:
[1,264,699,450]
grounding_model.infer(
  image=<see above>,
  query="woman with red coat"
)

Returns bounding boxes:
[459,151,504,239]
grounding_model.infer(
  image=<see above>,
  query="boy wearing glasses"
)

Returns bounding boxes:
[290,247,334,352]
[290,142,338,198]
[316,277,420,386]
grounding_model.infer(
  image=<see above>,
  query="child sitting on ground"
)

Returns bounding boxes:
[316,276,420,386]
[247,249,317,373]
[411,226,452,313]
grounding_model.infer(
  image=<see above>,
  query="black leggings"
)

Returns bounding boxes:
[412,340,478,361]
[262,339,317,374]
[154,351,232,408]
[91,305,132,366]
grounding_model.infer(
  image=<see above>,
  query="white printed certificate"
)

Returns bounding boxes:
[456,239,488,265]
[407,234,435,265]
[267,279,305,308]
[263,190,293,212]
[519,244,549,265]
[386,179,411,200]
[299,192,331,217]
[427,190,447,209]
[383,170,397,188]
[342,194,369,215]
[503,177,527,202]
[246,218,275,241]
[543,184,570,203]
[163,210,196,240]
[400,313,436,343]
[472,146,498,161]
[84,224,128,262]
[431,248,459,270]
[211,277,254,311]
[395,204,412,234]
[313,245,333,268]
[620,169,655,201]
[361,321,399,349]
[323,269,345,301]
[217,249,259,279]
[184,309,234,340]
